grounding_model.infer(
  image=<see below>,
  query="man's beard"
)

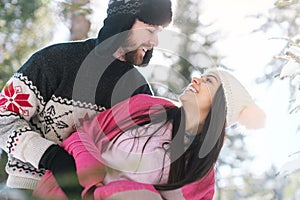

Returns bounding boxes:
[124,49,153,67]
[124,49,144,66]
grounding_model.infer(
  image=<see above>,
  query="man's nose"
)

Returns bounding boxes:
[151,26,163,47]
[149,33,159,47]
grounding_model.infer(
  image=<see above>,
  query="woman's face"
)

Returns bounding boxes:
[179,72,221,115]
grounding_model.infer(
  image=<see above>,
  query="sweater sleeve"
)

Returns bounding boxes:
[0,58,55,169]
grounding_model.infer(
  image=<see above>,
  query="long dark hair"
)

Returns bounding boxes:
[111,86,226,190]
[153,86,226,190]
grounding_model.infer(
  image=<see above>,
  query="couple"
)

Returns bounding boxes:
[33,68,266,199]
[0,0,265,199]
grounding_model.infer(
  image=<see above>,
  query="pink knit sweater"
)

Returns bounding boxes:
[33,94,215,200]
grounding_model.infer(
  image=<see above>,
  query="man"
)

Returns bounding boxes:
[0,0,172,199]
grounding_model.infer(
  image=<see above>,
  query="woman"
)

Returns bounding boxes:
[33,68,265,200]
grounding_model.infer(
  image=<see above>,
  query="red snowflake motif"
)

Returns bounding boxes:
[0,82,33,115]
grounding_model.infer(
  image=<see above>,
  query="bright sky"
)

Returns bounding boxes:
[52,0,300,176]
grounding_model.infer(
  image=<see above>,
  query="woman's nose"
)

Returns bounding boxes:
[192,77,204,85]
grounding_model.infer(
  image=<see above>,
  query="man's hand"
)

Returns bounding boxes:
[39,144,83,199]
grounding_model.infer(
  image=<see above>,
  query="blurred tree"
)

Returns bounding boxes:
[254,0,300,112]
[0,0,55,89]
[59,0,92,40]
[0,0,55,184]
[172,0,202,80]
[256,0,300,172]
[0,149,7,183]
[282,170,300,199]
[254,0,300,79]
[214,127,254,200]
[0,0,94,185]
[216,165,300,200]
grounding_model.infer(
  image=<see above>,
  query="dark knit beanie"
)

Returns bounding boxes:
[107,0,172,27]
[96,0,172,65]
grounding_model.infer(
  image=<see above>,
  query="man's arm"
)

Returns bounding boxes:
[0,51,82,198]
[0,75,54,168]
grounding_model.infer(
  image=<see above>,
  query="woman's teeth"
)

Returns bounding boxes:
[188,86,197,93]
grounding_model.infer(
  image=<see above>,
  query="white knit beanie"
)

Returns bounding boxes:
[207,68,266,129]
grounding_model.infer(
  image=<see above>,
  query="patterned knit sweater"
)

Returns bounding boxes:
[0,38,152,189]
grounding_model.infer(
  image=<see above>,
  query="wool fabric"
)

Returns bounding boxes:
[208,68,266,129]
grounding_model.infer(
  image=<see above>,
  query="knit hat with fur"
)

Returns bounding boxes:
[208,68,266,129]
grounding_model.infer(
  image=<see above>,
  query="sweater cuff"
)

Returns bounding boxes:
[23,133,55,169]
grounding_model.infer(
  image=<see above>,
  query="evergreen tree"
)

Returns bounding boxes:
[0,0,54,89]
[59,0,92,40]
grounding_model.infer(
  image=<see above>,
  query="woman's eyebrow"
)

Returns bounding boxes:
[206,74,219,83]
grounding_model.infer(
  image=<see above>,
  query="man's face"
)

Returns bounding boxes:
[121,19,163,66]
